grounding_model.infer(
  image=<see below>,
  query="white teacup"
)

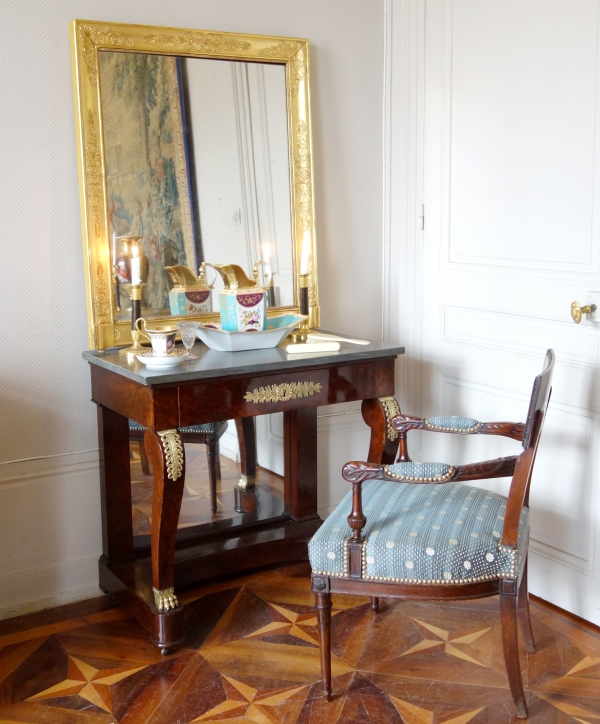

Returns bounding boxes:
[136,318,178,357]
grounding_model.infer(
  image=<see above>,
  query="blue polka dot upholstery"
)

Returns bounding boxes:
[309,480,528,585]
[128,419,228,436]
[424,416,481,433]
[384,461,455,483]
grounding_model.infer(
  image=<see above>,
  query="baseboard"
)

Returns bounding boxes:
[530,593,600,637]
[0,556,102,620]
[0,449,103,621]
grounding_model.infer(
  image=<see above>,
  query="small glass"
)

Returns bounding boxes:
[178,322,200,360]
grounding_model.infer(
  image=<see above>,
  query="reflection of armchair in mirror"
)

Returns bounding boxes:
[72,21,320,350]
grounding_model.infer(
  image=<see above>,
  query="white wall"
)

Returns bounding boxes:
[0,0,385,617]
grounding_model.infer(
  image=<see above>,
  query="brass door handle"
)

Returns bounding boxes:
[571,301,597,324]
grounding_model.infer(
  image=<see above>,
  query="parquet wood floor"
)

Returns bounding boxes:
[1,449,599,722]
[1,564,599,723]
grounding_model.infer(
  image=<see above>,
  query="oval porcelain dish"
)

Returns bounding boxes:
[196,314,306,352]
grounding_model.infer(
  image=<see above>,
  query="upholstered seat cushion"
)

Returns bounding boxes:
[309,480,528,585]
[128,419,228,436]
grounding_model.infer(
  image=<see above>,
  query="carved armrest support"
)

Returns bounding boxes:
[390,415,426,433]
[342,461,385,541]
[452,455,518,481]
[479,422,524,441]
[391,415,524,441]
[341,461,386,484]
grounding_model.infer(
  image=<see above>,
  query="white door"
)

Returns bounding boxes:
[420,0,600,624]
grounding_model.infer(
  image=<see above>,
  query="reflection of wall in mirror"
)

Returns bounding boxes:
[184,58,294,306]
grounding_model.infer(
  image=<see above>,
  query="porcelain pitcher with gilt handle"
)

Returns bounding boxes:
[204,261,272,332]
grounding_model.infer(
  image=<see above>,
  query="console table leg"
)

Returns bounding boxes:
[284,408,318,522]
[235,417,257,489]
[144,429,186,615]
[361,397,402,464]
[97,406,133,565]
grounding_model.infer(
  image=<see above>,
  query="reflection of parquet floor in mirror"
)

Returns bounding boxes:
[1,563,599,723]
[130,443,284,536]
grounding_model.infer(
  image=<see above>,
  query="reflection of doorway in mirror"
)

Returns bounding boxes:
[184,58,294,308]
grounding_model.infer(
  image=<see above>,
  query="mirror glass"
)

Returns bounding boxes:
[98,51,294,321]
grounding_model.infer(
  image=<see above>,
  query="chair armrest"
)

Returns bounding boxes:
[391,415,524,441]
[341,455,518,541]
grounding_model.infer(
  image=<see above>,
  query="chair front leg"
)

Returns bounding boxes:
[144,429,185,613]
[315,590,332,701]
[500,585,528,718]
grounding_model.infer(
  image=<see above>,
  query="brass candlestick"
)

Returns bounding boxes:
[112,265,121,312]
[289,273,310,343]
[119,283,146,357]
[266,272,277,307]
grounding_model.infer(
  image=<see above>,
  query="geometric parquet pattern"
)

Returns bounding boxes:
[0,563,599,723]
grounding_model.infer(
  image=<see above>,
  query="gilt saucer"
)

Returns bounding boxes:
[136,349,188,369]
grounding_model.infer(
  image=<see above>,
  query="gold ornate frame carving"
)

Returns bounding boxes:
[70,20,320,350]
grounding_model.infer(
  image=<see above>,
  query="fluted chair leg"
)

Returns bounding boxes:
[500,593,528,718]
[517,558,536,653]
[138,440,151,475]
[206,435,219,514]
[371,597,380,612]
[315,592,332,700]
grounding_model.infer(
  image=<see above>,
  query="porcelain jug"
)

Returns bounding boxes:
[205,261,272,332]
[165,264,215,316]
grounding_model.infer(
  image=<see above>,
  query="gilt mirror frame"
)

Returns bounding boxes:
[70,20,319,351]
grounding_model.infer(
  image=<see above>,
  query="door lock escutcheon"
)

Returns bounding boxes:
[571,301,597,324]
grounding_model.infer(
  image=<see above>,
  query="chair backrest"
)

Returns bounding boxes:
[502,349,555,547]
[522,349,555,450]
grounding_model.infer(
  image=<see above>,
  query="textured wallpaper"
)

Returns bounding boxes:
[0,0,384,462]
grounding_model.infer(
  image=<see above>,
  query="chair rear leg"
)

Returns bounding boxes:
[500,592,527,718]
[138,440,151,475]
[517,558,535,653]
[206,435,219,514]
[315,591,332,700]
[371,597,380,612]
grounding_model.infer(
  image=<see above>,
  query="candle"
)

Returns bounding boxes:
[262,242,271,265]
[131,244,141,285]
[300,233,310,275]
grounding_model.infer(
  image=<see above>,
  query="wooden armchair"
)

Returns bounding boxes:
[309,350,554,719]
[129,417,257,514]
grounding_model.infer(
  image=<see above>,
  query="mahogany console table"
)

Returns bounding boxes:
[83,340,404,650]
